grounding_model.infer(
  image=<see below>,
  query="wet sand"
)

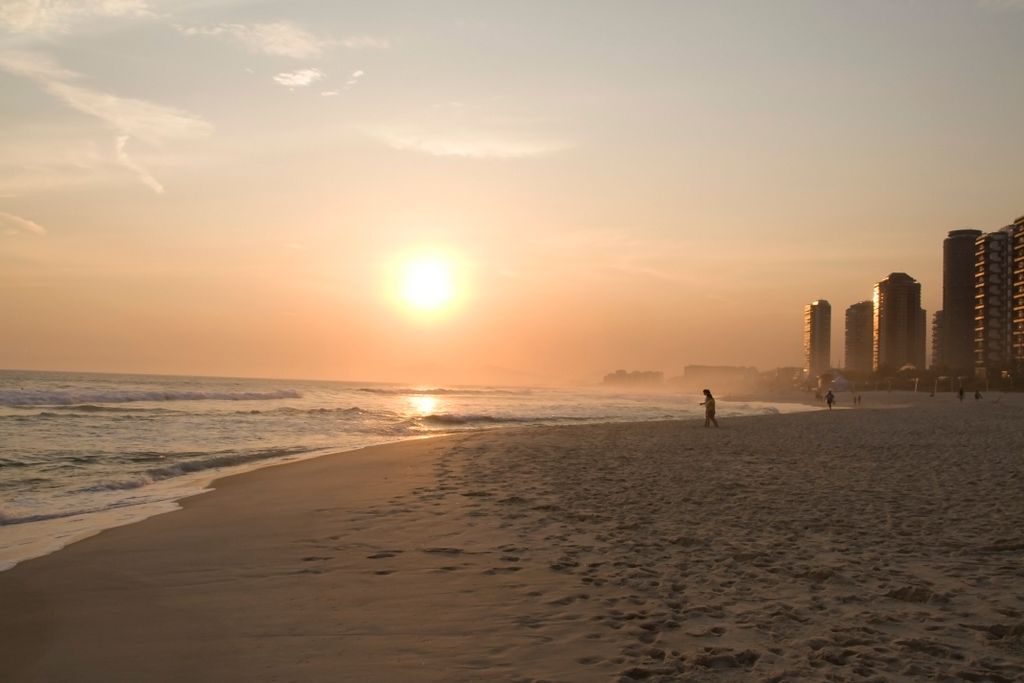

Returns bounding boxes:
[2,393,1023,682]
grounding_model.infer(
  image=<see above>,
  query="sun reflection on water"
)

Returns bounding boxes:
[408,395,439,416]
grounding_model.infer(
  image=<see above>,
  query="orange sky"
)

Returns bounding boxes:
[1,1,1022,384]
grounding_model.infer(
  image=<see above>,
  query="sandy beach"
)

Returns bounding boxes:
[2,393,1023,682]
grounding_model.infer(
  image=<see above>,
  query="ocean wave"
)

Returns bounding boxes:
[142,446,313,481]
[0,389,302,407]
[31,410,170,420]
[72,476,153,493]
[232,406,374,417]
[34,404,180,413]
[418,413,592,426]
[0,497,162,526]
[1,446,318,526]
[358,386,529,396]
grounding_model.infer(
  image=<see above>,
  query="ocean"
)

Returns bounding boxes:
[0,370,809,569]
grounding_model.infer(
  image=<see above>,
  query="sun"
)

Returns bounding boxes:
[400,256,456,312]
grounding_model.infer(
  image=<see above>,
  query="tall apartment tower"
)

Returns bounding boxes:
[803,300,831,379]
[844,300,874,373]
[873,273,926,373]
[974,227,1018,378]
[931,310,944,370]
[940,229,982,370]
[1012,216,1024,369]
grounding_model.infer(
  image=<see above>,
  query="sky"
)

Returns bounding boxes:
[1,0,1022,385]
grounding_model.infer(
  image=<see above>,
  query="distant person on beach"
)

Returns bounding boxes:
[700,389,719,428]
[959,387,965,402]
[825,390,835,410]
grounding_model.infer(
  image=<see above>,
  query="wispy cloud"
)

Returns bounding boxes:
[273,67,324,88]
[373,129,567,159]
[0,211,46,236]
[0,51,211,193]
[0,52,210,144]
[177,22,389,57]
[44,80,211,143]
[177,22,327,58]
[115,135,163,193]
[0,0,150,35]
[0,49,75,80]
[338,35,389,49]
[322,69,365,96]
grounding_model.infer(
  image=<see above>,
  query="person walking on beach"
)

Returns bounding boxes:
[825,390,835,410]
[700,389,719,428]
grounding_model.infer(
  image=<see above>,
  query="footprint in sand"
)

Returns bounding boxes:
[366,551,401,559]
[686,626,726,637]
[483,567,522,575]
[422,547,465,555]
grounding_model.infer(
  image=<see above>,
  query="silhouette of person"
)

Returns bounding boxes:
[958,387,965,402]
[975,390,982,400]
[700,389,719,428]
[825,390,835,410]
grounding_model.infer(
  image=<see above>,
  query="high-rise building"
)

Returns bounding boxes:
[873,273,926,373]
[1012,216,1024,371]
[931,310,944,371]
[974,227,1017,378]
[803,300,831,379]
[941,229,982,371]
[844,301,873,373]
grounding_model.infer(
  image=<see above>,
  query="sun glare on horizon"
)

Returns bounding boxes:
[400,256,456,313]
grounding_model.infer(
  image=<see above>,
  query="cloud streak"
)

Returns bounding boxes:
[177,22,389,57]
[273,67,324,88]
[0,211,46,236]
[338,35,389,49]
[322,69,366,96]
[115,135,163,193]
[0,0,150,35]
[178,22,327,59]
[0,51,210,193]
[0,52,211,143]
[44,80,212,143]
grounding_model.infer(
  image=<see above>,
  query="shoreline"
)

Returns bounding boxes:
[0,397,813,572]
[3,393,1021,681]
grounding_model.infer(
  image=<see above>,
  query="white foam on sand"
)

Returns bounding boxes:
[0,445,350,571]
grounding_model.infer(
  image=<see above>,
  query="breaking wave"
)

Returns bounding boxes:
[232,406,372,417]
[418,413,593,426]
[0,389,302,407]
[1,446,319,526]
[141,446,313,480]
[358,386,529,396]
